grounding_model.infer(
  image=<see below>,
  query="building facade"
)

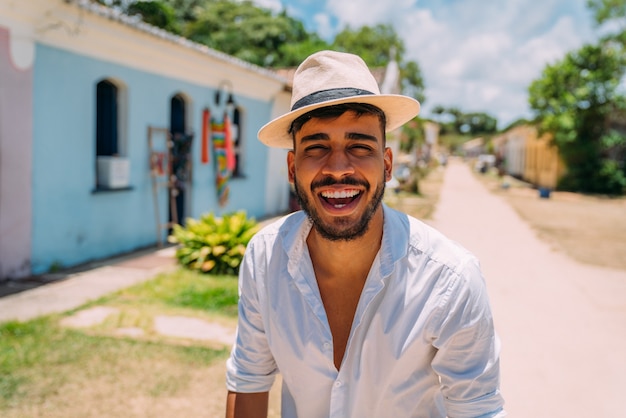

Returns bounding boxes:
[493,124,565,189]
[0,0,291,278]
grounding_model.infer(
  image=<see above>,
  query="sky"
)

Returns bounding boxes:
[251,0,602,129]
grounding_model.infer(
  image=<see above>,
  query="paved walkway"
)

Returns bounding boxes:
[429,158,626,418]
[0,247,178,323]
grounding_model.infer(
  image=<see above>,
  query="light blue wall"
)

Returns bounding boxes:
[31,44,273,274]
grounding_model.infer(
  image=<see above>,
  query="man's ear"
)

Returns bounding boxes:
[287,151,295,183]
[384,147,393,182]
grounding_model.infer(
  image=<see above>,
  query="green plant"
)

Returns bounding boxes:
[48,261,63,273]
[168,211,259,275]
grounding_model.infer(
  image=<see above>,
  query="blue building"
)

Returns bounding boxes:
[0,0,291,279]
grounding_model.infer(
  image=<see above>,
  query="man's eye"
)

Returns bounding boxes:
[351,144,373,151]
[305,145,327,152]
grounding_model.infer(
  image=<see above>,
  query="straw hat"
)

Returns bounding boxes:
[257,50,421,148]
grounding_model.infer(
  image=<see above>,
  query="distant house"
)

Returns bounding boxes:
[462,137,485,158]
[493,124,566,189]
[0,0,291,279]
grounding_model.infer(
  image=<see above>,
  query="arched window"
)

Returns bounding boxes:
[232,106,243,177]
[169,93,192,224]
[96,80,118,156]
[95,79,129,189]
[170,94,186,136]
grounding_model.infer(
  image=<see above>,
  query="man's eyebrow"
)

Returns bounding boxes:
[299,133,330,143]
[298,132,380,143]
[346,132,379,142]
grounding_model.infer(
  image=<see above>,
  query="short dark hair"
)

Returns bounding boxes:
[289,103,387,148]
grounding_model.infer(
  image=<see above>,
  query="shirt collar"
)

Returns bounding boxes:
[380,204,410,277]
[282,205,409,279]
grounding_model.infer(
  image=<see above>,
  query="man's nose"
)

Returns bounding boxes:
[321,149,355,178]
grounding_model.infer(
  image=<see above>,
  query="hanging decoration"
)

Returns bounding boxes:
[201,108,210,164]
[211,116,233,207]
[223,111,236,172]
[210,80,237,207]
[149,151,166,176]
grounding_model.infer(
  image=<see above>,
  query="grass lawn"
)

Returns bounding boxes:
[0,269,241,418]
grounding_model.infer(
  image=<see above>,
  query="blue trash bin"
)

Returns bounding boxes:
[539,187,551,198]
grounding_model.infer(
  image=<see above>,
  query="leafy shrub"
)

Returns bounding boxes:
[168,211,259,275]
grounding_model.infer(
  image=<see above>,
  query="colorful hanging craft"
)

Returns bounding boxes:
[201,108,210,164]
[223,112,236,172]
[211,112,236,207]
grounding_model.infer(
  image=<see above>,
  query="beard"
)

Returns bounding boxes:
[293,172,386,242]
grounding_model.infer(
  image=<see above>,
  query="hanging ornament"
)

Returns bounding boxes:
[224,111,236,172]
[211,117,230,207]
[201,108,210,164]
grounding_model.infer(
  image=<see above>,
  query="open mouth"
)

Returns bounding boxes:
[319,189,361,209]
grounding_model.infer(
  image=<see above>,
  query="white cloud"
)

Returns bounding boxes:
[313,13,334,40]
[326,0,418,30]
[518,16,585,69]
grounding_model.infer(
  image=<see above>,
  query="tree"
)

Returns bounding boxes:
[429,106,497,136]
[181,1,309,66]
[455,112,498,135]
[332,24,405,67]
[401,60,426,104]
[277,35,332,67]
[587,0,626,45]
[525,0,626,195]
[587,0,626,29]
[528,43,626,194]
[126,1,180,34]
[105,0,323,67]
[160,0,208,22]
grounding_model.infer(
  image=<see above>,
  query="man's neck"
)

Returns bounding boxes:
[306,209,384,280]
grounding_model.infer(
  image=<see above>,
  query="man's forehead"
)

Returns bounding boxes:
[297,131,380,144]
[295,112,382,134]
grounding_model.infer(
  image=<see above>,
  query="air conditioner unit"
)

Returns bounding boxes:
[97,156,130,188]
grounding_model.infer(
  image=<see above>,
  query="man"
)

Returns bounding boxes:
[225,50,505,418]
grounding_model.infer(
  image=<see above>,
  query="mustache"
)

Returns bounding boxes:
[311,176,369,190]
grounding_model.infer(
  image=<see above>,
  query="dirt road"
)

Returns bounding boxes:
[428,158,626,418]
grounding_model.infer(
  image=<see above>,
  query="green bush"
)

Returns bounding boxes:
[168,211,259,275]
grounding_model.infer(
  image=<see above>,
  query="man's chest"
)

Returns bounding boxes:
[316,274,366,370]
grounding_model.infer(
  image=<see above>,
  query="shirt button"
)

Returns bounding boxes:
[334,381,342,388]
[323,342,331,349]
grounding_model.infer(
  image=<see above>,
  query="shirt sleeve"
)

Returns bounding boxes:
[430,256,506,417]
[225,241,278,393]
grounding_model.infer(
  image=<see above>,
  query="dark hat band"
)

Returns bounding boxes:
[291,88,375,111]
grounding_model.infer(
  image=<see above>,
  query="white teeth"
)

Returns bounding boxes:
[321,189,359,199]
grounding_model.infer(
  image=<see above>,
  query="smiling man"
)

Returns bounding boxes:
[225,50,505,418]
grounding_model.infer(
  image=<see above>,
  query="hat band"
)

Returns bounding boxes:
[291,88,375,111]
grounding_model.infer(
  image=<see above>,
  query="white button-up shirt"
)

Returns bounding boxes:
[226,205,505,417]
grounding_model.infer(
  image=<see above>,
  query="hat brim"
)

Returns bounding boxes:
[257,94,421,149]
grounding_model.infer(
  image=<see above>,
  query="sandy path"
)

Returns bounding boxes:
[429,158,626,418]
